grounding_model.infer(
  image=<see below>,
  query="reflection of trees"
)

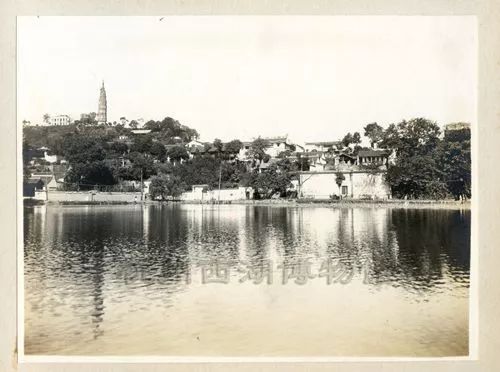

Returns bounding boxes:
[143,204,191,283]
[24,204,472,346]
[182,205,241,268]
[24,205,197,343]
[241,206,270,266]
[324,208,395,278]
[387,209,470,285]
[319,207,470,291]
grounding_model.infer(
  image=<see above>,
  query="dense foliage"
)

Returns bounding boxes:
[382,119,470,200]
[23,114,471,200]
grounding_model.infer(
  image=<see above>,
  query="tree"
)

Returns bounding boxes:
[43,113,50,124]
[295,153,310,172]
[249,165,291,199]
[149,142,166,161]
[341,132,361,149]
[352,132,361,145]
[63,135,105,164]
[109,141,129,156]
[248,137,270,163]
[131,134,153,153]
[144,116,199,142]
[342,133,353,147]
[226,139,243,153]
[149,174,186,200]
[335,172,345,198]
[172,157,220,188]
[379,123,400,150]
[384,118,445,199]
[46,133,65,155]
[220,161,250,188]
[277,149,293,159]
[125,152,156,180]
[65,161,115,188]
[225,139,243,155]
[276,154,298,173]
[62,135,116,188]
[129,120,139,129]
[213,138,224,155]
[364,122,384,148]
[440,124,471,200]
[166,145,189,164]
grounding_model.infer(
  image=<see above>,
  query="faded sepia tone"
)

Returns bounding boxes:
[24,205,469,356]
[0,3,495,370]
[18,15,474,360]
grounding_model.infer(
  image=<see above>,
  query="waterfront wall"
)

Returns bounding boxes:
[180,187,252,202]
[34,190,143,203]
[298,171,391,200]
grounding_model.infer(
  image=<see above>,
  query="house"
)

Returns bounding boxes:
[131,129,152,135]
[30,172,54,185]
[297,170,391,200]
[23,148,45,163]
[44,151,61,164]
[30,172,64,191]
[186,139,206,148]
[50,114,71,126]
[237,142,253,161]
[357,149,392,165]
[23,178,45,197]
[46,176,61,191]
[294,148,396,200]
[187,143,208,158]
[236,135,295,161]
[304,141,342,153]
[262,135,293,158]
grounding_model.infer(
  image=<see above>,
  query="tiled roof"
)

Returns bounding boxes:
[357,149,390,157]
[26,178,44,185]
[304,141,341,146]
[339,153,357,159]
[260,136,287,144]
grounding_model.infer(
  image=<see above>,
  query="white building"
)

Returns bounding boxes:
[304,141,341,152]
[50,115,71,126]
[181,185,254,202]
[262,135,292,158]
[298,171,391,200]
[237,135,294,161]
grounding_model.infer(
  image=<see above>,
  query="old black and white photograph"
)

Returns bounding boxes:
[19,16,475,358]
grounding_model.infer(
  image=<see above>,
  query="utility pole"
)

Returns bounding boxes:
[140,168,144,202]
[218,163,222,204]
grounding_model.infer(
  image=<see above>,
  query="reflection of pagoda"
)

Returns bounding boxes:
[97,81,107,125]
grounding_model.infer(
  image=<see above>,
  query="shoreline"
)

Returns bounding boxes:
[24,198,471,210]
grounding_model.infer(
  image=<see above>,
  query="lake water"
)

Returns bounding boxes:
[23,204,470,357]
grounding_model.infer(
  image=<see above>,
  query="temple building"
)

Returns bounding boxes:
[97,81,107,125]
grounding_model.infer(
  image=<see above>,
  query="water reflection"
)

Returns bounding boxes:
[24,205,470,356]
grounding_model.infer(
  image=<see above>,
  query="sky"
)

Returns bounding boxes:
[17,16,477,143]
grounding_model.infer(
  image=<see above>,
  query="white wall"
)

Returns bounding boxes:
[299,171,391,199]
[35,191,143,202]
[181,187,251,201]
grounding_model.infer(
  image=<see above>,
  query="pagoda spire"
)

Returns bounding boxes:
[97,81,107,125]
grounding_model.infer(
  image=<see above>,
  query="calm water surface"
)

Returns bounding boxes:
[24,204,470,356]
